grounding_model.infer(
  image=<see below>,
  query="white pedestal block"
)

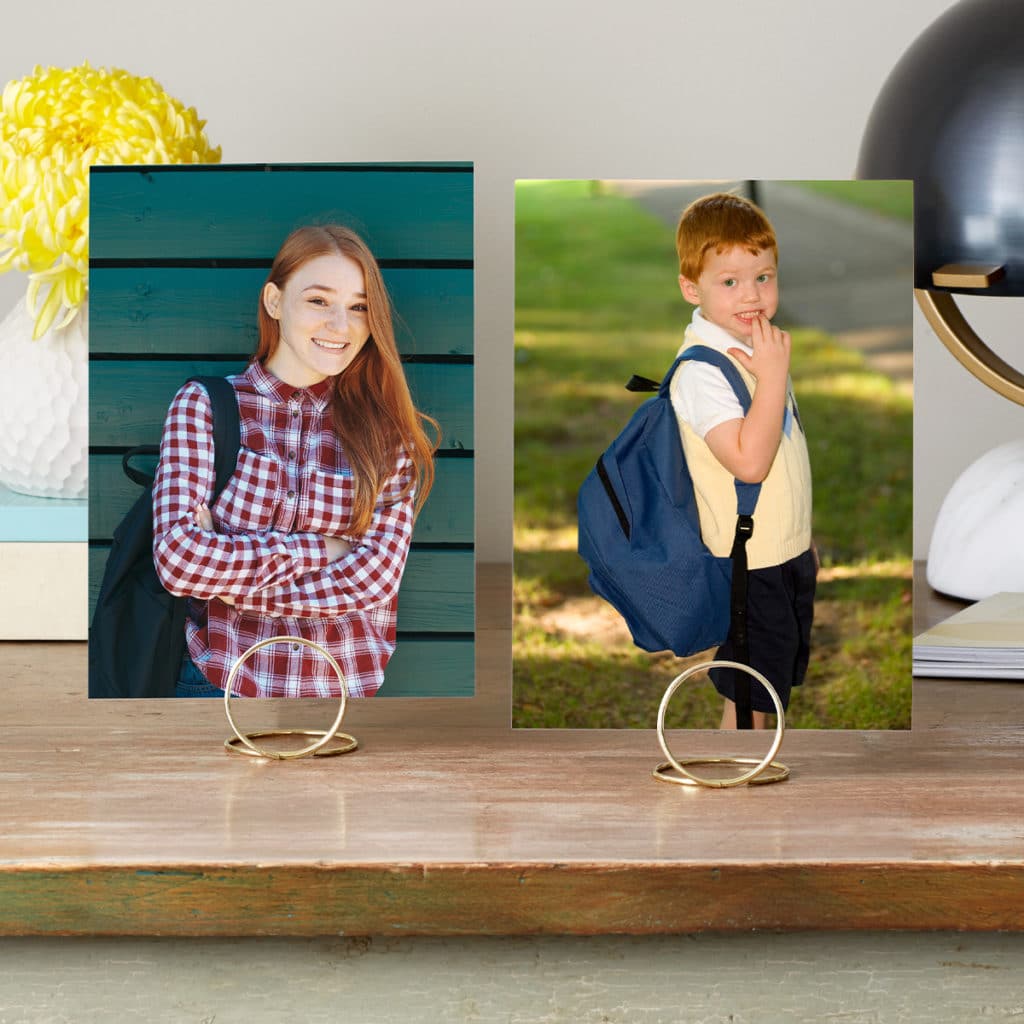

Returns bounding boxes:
[0,543,87,639]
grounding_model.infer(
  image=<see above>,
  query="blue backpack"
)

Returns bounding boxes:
[577,345,761,660]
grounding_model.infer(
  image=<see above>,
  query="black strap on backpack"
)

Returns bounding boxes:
[728,507,756,730]
[195,375,241,497]
[88,376,240,699]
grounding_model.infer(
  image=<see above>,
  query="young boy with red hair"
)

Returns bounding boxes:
[671,192,816,728]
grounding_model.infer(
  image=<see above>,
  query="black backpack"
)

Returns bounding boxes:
[88,376,241,699]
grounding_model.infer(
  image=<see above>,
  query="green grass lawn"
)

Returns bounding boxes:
[789,180,914,222]
[514,180,912,730]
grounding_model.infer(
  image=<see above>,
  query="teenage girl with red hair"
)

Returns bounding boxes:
[153,225,438,698]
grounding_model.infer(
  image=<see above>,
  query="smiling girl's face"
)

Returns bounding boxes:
[262,252,371,388]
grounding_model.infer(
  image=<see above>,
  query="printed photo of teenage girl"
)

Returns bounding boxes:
[88,164,474,699]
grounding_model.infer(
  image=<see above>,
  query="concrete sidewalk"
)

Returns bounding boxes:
[610,180,914,389]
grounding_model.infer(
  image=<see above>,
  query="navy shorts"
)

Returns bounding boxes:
[710,547,816,712]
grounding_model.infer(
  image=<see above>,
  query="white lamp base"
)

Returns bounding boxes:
[927,439,1024,601]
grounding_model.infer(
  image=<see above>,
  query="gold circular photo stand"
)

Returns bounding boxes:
[222,636,358,760]
[654,660,789,788]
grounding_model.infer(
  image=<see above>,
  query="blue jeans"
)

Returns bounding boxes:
[175,650,226,698]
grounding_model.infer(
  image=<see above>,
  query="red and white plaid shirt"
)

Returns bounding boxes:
[152,361,415,698]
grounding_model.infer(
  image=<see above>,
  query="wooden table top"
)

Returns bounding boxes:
[2,564,1021,936]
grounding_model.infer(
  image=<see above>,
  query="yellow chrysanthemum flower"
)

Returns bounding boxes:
[0,63,221,338]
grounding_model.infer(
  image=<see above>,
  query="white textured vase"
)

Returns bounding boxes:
[927,439,1024,601]
[0,295,88,499]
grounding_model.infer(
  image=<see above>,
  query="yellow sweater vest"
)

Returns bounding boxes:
[671,354,813,570]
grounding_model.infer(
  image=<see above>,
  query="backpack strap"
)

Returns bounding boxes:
[676,346,762,510]
[122,445,160,487]
[119,377,241,501]
[726,509,756,729]
[188,375,242,502]
[676,345,753,409]
[676,345,763,730]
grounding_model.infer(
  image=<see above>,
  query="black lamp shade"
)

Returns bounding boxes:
[857,0,1024,296]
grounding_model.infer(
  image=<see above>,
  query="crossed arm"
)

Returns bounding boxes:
[195,476,415,620]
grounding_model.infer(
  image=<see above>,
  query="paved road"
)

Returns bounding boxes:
[610,180,914,388]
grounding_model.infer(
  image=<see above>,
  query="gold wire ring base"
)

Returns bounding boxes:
[223,636,355,760]
[652,758,790,787]
[224,729,358,760]
[655,659,788,788]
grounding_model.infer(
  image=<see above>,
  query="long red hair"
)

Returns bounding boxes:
[254,225,439,535]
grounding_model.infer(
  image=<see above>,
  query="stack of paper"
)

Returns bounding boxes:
[913,592,1024,679]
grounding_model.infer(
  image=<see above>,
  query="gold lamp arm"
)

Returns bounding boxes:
[915,264,1024,406]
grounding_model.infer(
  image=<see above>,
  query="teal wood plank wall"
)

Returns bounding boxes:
[88,164,474,698]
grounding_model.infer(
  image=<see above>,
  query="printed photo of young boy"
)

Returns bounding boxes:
[514,179,913,730]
